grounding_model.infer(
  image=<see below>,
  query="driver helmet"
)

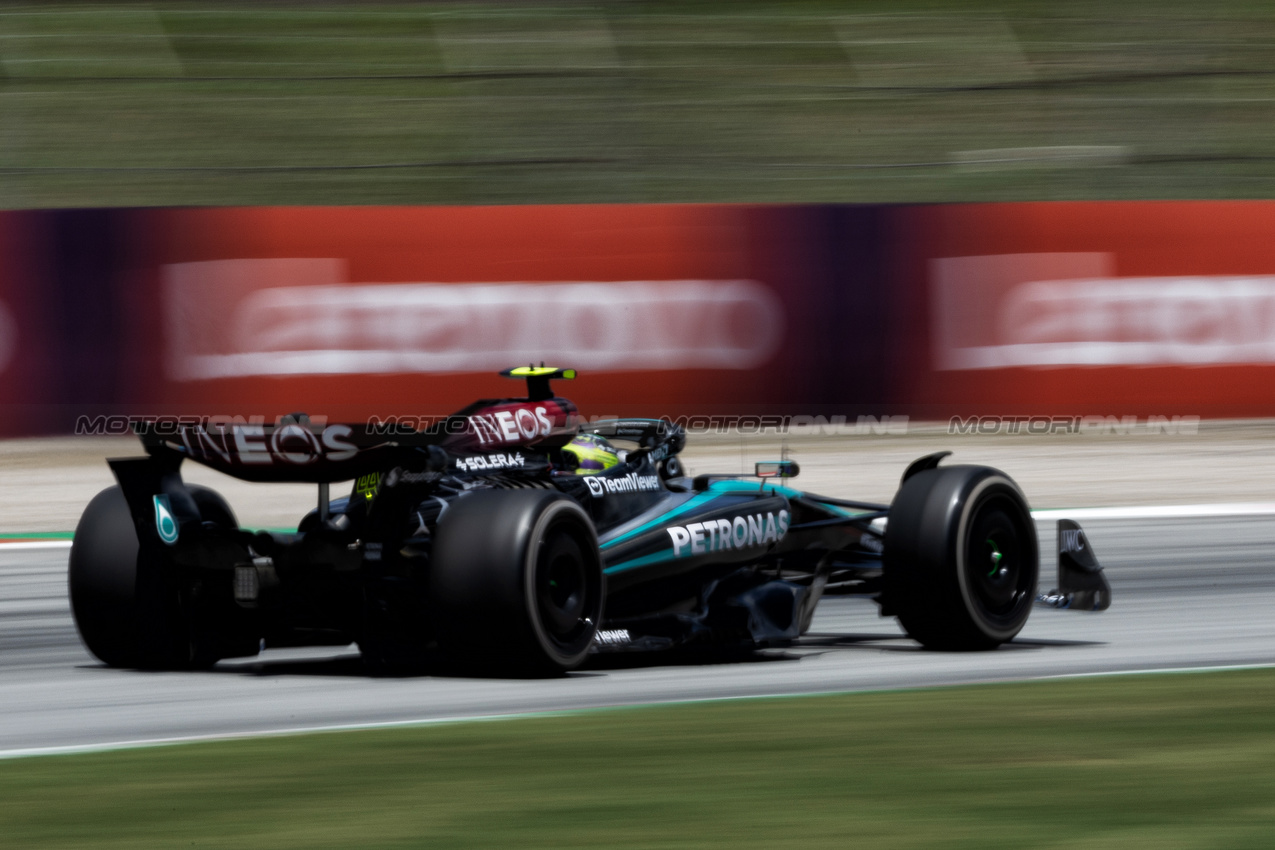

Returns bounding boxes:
[563,432,620,475]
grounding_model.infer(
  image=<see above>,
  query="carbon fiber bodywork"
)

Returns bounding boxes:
[85,372,1104,663]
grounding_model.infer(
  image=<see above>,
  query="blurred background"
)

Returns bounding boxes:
[5,12,1275,843]
[1,1,1275,434]
[1,1,1273,207]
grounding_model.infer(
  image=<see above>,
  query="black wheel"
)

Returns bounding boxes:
[427,490,604,675]
[883,465,1038,650]
[189,484,236,529]
[69,486,146,667]
[69,484,241,669]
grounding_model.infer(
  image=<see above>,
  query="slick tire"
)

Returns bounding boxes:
[189,485,236,530]
[69,484,238,669]
[884,465,1038,650]
[429,490,604,676]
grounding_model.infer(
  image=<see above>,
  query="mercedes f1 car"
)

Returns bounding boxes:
[69,368,1111,675]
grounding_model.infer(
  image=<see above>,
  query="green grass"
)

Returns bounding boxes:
[4,668,1275,847]
[2,1,1275,207]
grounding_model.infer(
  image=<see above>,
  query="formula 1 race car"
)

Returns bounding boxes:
[69,368,1111,675]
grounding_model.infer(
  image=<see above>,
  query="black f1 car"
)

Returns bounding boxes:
[69,367,1111,675]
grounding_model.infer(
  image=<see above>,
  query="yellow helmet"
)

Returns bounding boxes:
[563,433,620,475]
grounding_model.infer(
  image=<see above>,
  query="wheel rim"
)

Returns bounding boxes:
[963,495,1033,629]
[535,526,594,647]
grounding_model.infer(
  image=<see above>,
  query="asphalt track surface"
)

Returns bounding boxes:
[3,512,1275,756]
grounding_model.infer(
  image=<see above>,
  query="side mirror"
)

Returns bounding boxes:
[755,460,800,479]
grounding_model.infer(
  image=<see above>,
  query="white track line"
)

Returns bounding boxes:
[1031,503,1275,520]
[3,661,1275,761]
[0,540,71,551]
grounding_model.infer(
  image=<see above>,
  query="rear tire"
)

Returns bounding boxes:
[69,486,147,667]
[884,465,1038,650]
[69,484,239,669]
[189,484,236,530]
[428,490,604,675]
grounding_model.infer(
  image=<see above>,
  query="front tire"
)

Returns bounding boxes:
[884,465,1038,650]
[428,490,604,675]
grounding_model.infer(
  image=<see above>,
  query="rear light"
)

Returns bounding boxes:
[234,565,259,602]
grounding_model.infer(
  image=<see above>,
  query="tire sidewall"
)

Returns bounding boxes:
[69,486,142,667]
[521,498,603,668]
[952,473,1037,642]
[885,464,1039,649]
[70,483,241,669]
[429,489,604,674]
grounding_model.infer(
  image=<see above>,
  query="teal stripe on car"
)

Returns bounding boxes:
[704,479,802,499]
[599,478,869,560]
[600,480,811,551]
[707,480,874,519]
[598,490,721,550]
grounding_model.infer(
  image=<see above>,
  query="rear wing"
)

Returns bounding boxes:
[130,367,585,483]
[132,418,442,484]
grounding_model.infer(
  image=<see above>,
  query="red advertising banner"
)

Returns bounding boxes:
[4,200,1275,437]
[117,205,828,422]
[892,202,1275,417]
